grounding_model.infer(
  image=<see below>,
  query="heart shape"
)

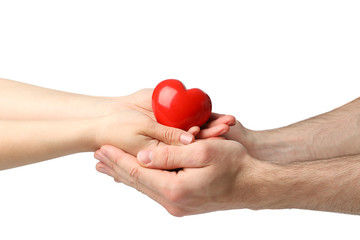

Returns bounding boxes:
[152,79,212,130]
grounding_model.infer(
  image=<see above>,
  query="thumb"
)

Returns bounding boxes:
[137,144,206,170]
[147,122,195,145]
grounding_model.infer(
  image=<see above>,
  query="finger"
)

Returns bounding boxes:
[99,145,174,191]
[98,145,195,216]
[95,150,118,172]
[146,122,195,145]
[97,157,185,217]
[95,162,122,183]
[207,112,224,121]
[97,154,177,212]
[196,124,230,139]
[187,126,200,137]
[96,148,161,194]
[204,114,236,128]
[137,143,210,170]
[205,114,236,127]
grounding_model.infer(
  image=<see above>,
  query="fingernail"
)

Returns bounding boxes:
[219,128,228,136]
[95,152,107,163]
[137,150,152,165]
[99,147,110,159]
[180,133,193,145]
[97,167,107,174]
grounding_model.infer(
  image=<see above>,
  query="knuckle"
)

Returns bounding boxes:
[166,206,185,217]
[129,166,139,178]
[128,166,141,191]
[113,156,121,165]
[161,147,175,168]
[114,176,122,183]
[164,128,177,143]
[196,143,212,164]
[163,182,187,205]
[161,180,191,217]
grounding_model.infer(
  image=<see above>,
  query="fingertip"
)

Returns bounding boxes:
[226,115,237,126]
[96,162,108,174]
[180,132,195,145]
[187,126,200,137]
[95,161,103,169]
[137,149,152,165]
[209,123,230,136]
[94,149,101,159]
[196,123,230,139]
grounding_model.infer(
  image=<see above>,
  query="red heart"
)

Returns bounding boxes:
[152,79,212,130]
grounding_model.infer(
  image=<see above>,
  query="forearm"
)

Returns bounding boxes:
[0,119,97,170]
[253,154,360,214]
[0,78,120,120]
[249,97,360,163]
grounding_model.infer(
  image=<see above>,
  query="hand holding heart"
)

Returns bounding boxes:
[94,87,235,156]
[94,81,246,216]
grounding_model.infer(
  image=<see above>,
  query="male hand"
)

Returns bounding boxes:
[94,139,265,216]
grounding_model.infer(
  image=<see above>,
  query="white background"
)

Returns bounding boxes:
[0,0,359,239]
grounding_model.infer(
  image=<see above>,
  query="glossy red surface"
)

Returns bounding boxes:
[152,79,212,130]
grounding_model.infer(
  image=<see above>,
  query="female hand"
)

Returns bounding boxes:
[95,90,238,155]
[93,110,195,156]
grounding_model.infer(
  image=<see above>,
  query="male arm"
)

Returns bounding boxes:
[95,139,360,216]
[226,97,360,163]
[255,154,360,214]
[94,95,360,215]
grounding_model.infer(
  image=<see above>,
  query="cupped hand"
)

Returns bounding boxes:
[94,110,195,156]
[124,90,237,138]
[94,139,264,216]
[96,90,237,156]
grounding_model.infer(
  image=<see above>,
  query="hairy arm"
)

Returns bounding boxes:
[228,97,360,163]
[257,154,360,214]
[95,139,360,216]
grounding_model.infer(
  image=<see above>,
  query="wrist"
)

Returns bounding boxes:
[101,96,128,115]
[80,117,105,152]
[88,114,128,152]
[224,121,308,163]
[248,129,313,163]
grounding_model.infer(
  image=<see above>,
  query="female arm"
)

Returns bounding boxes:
[0,78,195,170]
[0,78,232,170]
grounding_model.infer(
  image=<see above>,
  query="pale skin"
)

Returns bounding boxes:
[0,78,234,170]
[95,97,360,216]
